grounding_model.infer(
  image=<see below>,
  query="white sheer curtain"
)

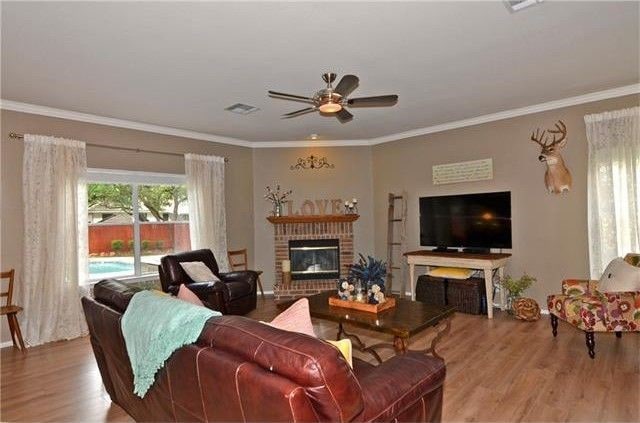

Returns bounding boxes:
[184,154,230,272]
[585,107,640,278]
[20,134,89,347]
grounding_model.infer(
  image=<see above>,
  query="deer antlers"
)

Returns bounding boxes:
[531,120,567,147]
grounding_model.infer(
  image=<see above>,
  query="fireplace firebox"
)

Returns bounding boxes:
[289,239,340,281]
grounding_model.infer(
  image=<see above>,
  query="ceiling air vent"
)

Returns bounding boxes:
[225,103,260,115]
[505,0,543,12]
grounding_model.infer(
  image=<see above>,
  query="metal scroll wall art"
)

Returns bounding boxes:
[290,155,335,170]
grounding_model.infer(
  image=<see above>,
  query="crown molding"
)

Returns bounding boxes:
[367,83,640,145]
[251,139,371,148]
[0,100,253,148]
[2,83,638,149]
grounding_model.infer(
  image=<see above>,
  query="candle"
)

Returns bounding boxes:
[281,259,291,272]
[282,272,291,288]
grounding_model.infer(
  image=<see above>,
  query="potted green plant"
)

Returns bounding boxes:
[500,273,536,313]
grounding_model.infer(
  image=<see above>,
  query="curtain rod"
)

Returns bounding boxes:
[7,132,229,163]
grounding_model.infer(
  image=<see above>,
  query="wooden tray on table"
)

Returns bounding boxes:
[328,295,396,313]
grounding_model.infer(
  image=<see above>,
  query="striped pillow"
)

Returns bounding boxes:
[267,298,317,338]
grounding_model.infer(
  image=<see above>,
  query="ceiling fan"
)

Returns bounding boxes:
[268,72,399,123]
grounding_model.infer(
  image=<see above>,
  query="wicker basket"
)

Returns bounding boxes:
[446,278,486,315]
[416,275,447,306]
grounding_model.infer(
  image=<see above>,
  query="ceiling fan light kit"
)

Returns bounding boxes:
[268,72,398,123]
[318,102,342,113]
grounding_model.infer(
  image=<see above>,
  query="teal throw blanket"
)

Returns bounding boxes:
[121,290,220,397]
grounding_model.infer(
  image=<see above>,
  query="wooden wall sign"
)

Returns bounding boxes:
[287,199,344,216]
[432,158,493,185]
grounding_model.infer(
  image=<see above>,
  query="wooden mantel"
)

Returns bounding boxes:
[267,214,359,224]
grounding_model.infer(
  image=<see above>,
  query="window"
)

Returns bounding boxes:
[585,107,639,277]
[87,169,191,281]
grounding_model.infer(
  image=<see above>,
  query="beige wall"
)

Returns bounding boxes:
[252,146,375,290]
[1,93,638,346]
[372,94,639,308]
[0,110,254,343]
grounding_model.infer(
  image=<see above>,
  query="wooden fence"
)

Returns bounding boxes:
[89,222,190,254]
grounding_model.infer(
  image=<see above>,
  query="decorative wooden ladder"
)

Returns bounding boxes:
[386,192,407,297]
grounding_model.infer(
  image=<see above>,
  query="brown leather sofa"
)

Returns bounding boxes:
[83,279,446,422]
[159,249,257,315]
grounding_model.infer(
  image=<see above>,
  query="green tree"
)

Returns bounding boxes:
[88,183,187,222]
[88,184,133,214]
[139,185,187,221]
[168,185,188,221]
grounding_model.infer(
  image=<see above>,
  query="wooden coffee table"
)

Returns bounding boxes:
[300,291,455,364]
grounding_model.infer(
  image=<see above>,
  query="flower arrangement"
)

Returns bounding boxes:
[264,184,292,216]
[337,279,356,301]
[348,254,388,304]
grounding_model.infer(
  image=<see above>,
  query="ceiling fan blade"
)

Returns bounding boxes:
[347,95,398,107]
[335,108,354,123]
[334,75,359,97]
[282,107,317,118]
[268,90,315,103]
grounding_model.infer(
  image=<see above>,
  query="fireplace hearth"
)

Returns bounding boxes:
[289,239,339,281]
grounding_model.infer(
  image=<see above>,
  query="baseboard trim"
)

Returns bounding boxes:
[400,291,551,316]
[0,340,15,349]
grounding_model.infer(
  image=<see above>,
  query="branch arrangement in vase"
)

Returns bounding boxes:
[264,184,292,216]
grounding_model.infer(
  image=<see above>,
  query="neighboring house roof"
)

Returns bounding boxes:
[97,213,133,225]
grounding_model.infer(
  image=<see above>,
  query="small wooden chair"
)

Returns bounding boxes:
[227,249,264,298]
[1,269,26,351]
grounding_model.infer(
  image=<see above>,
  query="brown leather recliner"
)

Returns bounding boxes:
[83,279,446,422]
[159,249,257,315]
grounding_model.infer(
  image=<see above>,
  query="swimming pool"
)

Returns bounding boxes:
[89,261,134,276]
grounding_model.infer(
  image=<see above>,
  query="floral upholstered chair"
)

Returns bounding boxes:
[547,253,640,359]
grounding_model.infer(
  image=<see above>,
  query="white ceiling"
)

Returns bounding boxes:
[2,1,638,143]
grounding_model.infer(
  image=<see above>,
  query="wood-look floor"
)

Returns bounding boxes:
[1,296,638,422]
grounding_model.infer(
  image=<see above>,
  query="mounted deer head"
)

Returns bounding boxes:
[530,120,572,194]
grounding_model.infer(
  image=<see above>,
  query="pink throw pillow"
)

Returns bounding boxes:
[177,284,204,307]
[268,298,317,338]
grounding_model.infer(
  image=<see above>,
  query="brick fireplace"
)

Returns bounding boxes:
[268,214,359,301]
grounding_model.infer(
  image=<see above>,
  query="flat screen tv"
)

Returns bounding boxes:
[419,191,512,250]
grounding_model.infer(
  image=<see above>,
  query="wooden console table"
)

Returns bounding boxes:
[404,251,512,319]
